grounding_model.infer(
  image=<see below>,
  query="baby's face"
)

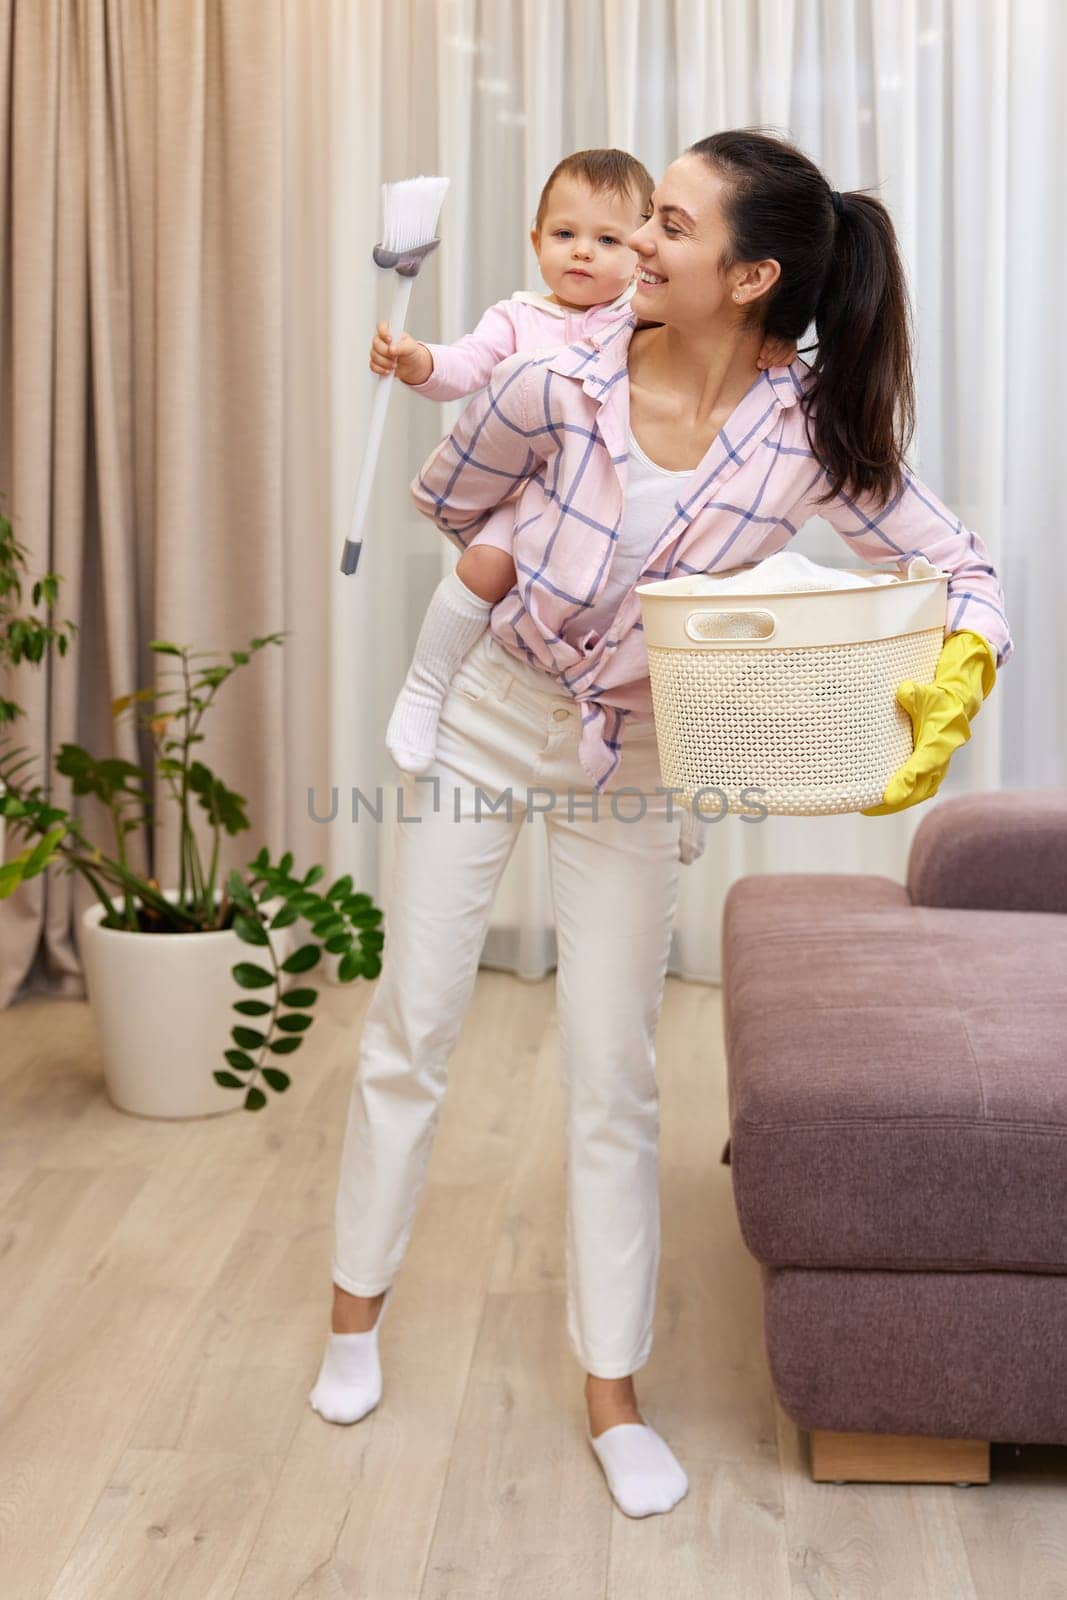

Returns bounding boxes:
[530,175,647,310]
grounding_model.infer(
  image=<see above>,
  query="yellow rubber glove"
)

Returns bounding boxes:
[861,629,998,816]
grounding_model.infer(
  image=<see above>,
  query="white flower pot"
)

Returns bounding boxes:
[80,891,296,1120]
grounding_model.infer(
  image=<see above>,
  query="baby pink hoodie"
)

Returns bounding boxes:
[409,282,637,405]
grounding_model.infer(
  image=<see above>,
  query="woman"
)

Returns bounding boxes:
[309,130,1012,1521]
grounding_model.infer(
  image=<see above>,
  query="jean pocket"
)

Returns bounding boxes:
[451,661,493,704]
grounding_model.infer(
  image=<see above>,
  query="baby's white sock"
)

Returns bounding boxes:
[308,1289,392,1426]
[587,1421,689,1517]
[385,569,494,775]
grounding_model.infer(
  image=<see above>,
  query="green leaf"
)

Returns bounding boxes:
[231,1026,266,1050]
[149,640,185,655]
[261,1067,291,1092]
[244,1086,267,1111]
[233,912,269,946]
[0,859,26,899]
[337,950,364,983]
[275,1013,312,1033]
[54,744,144,806]
[268,1036,303,1056]
[234,998,272,1016]
[324,934,350,955]
[213,1070,246,1087]
[279,851,294,876]
[280,987,317,1008]
[362,955,382,980]
[280,944,321,974]
[188,760,249,836]
[289,892,321,916]
[21,824,66,879]
[269,903,299,929]
[326,873,353,902]
[349,906,383,928]
[232,962,274,989]
[343,896,377,921]
[227,869,256,911]
[225,1048,256,1073]
[302,864,325,888]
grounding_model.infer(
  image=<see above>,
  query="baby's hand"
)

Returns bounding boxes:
[369,321,434,386]
[756,332,798,370]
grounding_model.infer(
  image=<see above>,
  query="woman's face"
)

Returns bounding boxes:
[627,154,780,330]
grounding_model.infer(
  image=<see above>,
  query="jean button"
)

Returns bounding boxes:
[552,708,570,721]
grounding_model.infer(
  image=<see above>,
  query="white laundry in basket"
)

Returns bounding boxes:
[696,549,940,594]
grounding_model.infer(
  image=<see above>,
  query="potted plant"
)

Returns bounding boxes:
[0,498,78,864]
[0,500,383,1118]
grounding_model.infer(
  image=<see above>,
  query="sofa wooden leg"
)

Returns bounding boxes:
[809,1430,991,1485]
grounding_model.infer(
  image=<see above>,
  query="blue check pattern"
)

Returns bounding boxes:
[412,316,1013,792]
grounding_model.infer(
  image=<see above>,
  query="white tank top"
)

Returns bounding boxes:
[580,427,691,640]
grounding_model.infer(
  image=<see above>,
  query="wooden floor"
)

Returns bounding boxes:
[2,970,1066,1599]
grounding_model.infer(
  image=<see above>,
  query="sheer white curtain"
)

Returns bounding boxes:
[284,0,1063,986]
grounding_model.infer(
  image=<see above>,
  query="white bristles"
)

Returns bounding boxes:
[379,174,450,253]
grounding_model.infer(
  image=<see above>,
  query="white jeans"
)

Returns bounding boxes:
[332,629,682,1378]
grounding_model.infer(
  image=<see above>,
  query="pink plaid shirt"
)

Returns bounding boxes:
[411,315,1013,792]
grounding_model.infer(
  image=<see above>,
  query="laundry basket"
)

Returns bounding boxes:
[635,567,948,817]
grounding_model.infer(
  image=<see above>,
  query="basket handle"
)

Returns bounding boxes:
[684,608,777,642]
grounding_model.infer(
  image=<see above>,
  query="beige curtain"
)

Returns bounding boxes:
[3,1,1059,1009]
[0,0,286,1005]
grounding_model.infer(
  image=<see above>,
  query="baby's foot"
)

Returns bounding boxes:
[587,1420,689,1517]
[308,1290,391,1425]
[385,569,494,775]
[385,674,444,775]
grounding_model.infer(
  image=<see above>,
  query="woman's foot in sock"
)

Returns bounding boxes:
[386,569,493,775]
[308,1287,391,1426]
[585,1376,688,1517]
[588,1422,689,1517]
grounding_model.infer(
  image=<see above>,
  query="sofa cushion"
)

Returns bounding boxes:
[723,873,1067,1272]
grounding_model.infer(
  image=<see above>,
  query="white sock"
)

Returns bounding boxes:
[385,569,494,775]
[308,1289,392,1426]
[678,804,707,866]
[587,1421,689,1517]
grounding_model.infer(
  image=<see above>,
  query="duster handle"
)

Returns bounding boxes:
[340,273,415,576]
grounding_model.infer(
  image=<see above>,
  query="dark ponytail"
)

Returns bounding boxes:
[688,128,916,508]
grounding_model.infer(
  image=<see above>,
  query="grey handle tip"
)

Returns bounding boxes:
[340,540,362,576]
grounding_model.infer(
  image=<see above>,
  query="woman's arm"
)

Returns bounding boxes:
[799,464,1013,667]
[410,352,545,556]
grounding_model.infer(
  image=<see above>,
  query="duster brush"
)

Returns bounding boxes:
[340,173,450,576]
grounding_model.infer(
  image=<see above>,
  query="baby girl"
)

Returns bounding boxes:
[370,147,795,786]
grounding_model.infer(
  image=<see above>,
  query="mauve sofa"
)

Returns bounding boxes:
[720,789,1067,1484]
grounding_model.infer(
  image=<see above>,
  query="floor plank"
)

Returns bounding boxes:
[45,1449,279,1600]
[0,972,1062,1599]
